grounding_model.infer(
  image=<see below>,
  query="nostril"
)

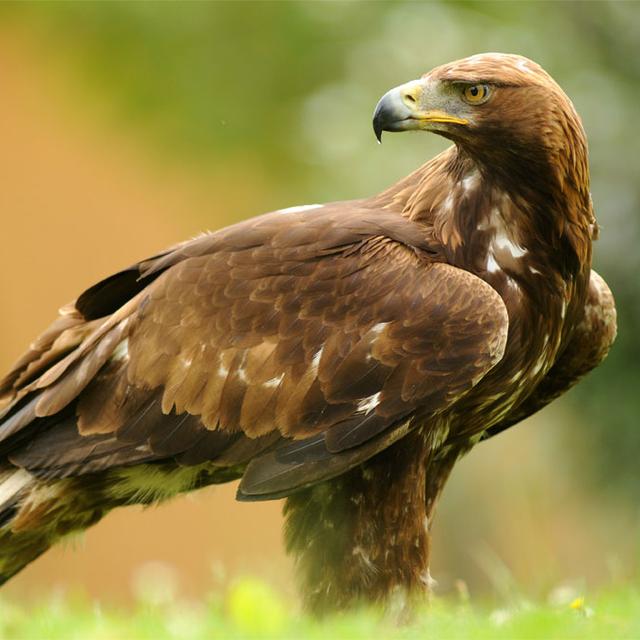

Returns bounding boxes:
[403,93,417,105]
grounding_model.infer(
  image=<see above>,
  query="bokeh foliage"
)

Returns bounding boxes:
[2,0,638,497]
[1,577,639,640]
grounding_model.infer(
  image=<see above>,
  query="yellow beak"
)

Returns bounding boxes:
[373,80,468,141]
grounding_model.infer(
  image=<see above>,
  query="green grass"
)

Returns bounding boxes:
[2,579,639,639]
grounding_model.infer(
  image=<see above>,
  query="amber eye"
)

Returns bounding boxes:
[462,84,491,104]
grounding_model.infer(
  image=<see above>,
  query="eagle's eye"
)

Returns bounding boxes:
[462,84,491,105]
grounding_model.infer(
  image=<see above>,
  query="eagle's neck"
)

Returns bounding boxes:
[376,145,593,301]
[373,143,594,386]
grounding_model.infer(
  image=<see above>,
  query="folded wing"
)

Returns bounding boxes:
[0,204,509,499]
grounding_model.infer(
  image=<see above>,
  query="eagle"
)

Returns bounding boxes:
[0,53,616,613]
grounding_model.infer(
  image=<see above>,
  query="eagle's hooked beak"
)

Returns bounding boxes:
[373,79,468,142]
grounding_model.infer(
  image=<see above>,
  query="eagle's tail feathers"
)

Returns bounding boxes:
[0,467,103,584]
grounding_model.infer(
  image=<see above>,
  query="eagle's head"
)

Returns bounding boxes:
[373,52,586,179]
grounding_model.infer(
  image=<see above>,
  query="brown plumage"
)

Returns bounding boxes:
[0,53,616,612]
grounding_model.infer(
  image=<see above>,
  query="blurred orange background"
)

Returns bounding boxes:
[0,26,289,604]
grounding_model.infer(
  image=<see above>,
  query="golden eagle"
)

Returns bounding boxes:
[0,53,616,612]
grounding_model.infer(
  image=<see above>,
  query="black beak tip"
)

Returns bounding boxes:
[373,118,383,143]
[372,93,392,143]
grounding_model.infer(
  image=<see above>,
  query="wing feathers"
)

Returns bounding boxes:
[1,205,508,500]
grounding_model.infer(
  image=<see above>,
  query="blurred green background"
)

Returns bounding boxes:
[0,0,638,608]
